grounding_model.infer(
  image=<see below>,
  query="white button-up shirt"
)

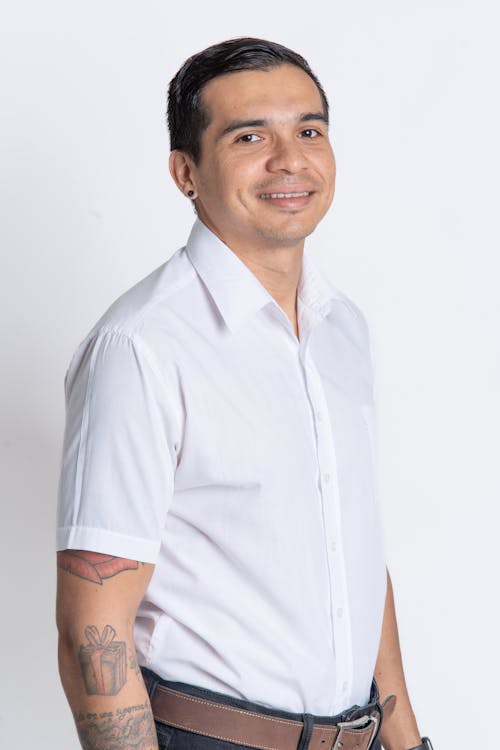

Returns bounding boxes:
[56,218,387,715]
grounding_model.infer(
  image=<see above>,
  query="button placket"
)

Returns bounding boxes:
[298,346,354,712]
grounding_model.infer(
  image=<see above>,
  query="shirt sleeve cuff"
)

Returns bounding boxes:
[56,525,160,564]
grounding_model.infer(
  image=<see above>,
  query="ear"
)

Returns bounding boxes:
[169,150,197,198]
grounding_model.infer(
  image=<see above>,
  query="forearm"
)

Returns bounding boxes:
[56,551,158,750]
[375,569,421,750]
[58,628,158,750]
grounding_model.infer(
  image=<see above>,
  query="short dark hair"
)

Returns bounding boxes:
[167,37,329,164]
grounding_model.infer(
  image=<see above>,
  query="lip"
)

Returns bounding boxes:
[258,189,316,209]
[258,185,315,197]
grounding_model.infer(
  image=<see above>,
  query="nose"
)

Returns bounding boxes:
[265,135,308,174]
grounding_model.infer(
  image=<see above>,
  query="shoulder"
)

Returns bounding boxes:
[330,288,377,386]
[62,247,196,391]
[88,245,196,339]
[324,280,373,349]
[68,246,195,356]
[304,249,372,344]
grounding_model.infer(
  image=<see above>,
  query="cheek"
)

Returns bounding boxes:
[223,154,263,189]
[320,157,336,196]
[319,145,336,177]
[199,169,224,197]
[206,168,239,201]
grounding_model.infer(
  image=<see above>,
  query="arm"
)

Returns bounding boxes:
[375,568,422,750]
[56,550,158,750]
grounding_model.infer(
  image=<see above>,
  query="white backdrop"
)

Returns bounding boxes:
[1,2,498,748]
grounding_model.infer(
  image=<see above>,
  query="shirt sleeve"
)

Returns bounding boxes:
[56,328,178,563]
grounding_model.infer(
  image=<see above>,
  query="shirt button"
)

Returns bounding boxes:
[337,608,343,618]
[329,540,337,552]
[316,411,323,422]
[342,682,348,692]
[323,473,331,483]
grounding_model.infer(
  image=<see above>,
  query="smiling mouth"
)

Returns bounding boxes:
[259,191,312,199]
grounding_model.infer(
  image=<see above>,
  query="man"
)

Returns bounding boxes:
[56,38,432,750]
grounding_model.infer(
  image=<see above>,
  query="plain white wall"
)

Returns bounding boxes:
[1,1,498,747]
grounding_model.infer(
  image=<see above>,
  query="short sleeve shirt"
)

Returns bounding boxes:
[56,218,387,715]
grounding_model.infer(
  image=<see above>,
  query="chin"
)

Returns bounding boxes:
[257,218,320,244]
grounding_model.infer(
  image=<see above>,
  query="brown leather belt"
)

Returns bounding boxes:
[151,684,380,750]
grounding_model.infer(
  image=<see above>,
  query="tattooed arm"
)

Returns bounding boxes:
[56,550,158,750]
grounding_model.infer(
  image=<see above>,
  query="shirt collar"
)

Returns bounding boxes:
[185,217,344,334]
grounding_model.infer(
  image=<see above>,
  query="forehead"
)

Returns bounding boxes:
[200,64,325,126]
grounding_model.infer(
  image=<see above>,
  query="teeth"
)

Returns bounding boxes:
[260,191,311,199]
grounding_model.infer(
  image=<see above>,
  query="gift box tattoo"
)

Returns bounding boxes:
[79,625,127,695]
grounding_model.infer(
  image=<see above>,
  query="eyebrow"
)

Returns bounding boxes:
[216,112,329,142]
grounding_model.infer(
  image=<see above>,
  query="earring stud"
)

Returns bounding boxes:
[187,190,195,198]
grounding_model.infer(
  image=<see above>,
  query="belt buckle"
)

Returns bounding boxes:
[332,711,380,750]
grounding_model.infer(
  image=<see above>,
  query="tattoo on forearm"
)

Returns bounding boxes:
[58,550,139,584]
[79,625,127,695]
[75,703,157,750]
[129,647,143,681]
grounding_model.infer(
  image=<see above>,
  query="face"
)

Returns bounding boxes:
[171,64,336,253]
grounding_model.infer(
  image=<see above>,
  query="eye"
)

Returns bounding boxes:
[236,133,262,143]
[300,128,321,138]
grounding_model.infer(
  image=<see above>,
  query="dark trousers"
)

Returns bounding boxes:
[141,666,382,750]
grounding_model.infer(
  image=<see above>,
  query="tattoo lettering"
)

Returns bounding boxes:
[79,625,127,695]
[75,703,157,750]
[58,550,139,584]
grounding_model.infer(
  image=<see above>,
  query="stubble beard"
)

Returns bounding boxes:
[253,213,320,247]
